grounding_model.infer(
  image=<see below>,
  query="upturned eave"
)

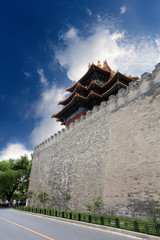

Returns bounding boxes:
[66,64,111,92]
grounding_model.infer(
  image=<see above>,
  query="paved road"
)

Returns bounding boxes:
[0,209,140,240]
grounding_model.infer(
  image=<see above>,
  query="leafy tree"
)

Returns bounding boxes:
[93,196,102,212]
[64,193,71,211]
[0,155,32,201]
[86,204,93,213]
[85,196,102,214]
[37,191,50,209]
[64,193,71,202]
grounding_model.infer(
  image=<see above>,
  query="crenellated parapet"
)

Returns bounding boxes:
[34,63,160,151]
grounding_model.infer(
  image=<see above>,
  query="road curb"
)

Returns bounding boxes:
[12,210,160,240]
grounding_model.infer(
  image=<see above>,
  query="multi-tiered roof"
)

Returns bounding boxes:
[52,60,139,125]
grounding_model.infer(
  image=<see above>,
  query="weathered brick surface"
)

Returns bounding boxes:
[29,64,160,219]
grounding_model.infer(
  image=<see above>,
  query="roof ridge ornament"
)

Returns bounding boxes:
[97,60,102,68]
[102,59,112,72]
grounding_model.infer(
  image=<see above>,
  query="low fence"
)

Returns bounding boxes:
[15,207,160,237]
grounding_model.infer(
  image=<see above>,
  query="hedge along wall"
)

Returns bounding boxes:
[15,207,160,237]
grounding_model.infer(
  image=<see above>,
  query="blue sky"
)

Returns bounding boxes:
[0,0,160,160]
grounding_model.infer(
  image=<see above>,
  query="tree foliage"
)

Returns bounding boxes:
[64,193,71,202]
[37,191,50,208]
[93,196,102,210]
[64,193,71,211]
[86,204,93,213]
[86,196,102,214]
[0,155,32,200]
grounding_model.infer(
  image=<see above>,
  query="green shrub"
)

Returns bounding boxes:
[103,216,117,227]
[37,208,41,213]
[33,208,37,213]
[29,207,33,212]
[26,206,31,211]
[37,191,50,209]
[64,211,71,219]
[85,196,102,214]
[57,210,64,218]
[23,207,28,211]
[46,209,51,215]
[41,208,46,214]
[86,204,93,213]
[80,213,90,222]
[64,193,71,211]
[91,214,102,224]
[71,212,80,221]
[51,209,57,216]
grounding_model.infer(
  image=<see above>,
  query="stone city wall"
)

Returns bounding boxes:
[29,63,160,219]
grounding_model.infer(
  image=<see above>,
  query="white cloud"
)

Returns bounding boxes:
[86,8,92,16]
[55,26,160,81]
[60,27,78,41]
[30,84,66,146]
[155,38,160,49]
[0,82,67,151]
[31,118,62,146]
[24,72,31,78]
[0,143,32,161]
[37,69,48,85]
[120,5,127,14]
[97,14,102,22]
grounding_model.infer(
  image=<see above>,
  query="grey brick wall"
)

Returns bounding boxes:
[29,63,160,219]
